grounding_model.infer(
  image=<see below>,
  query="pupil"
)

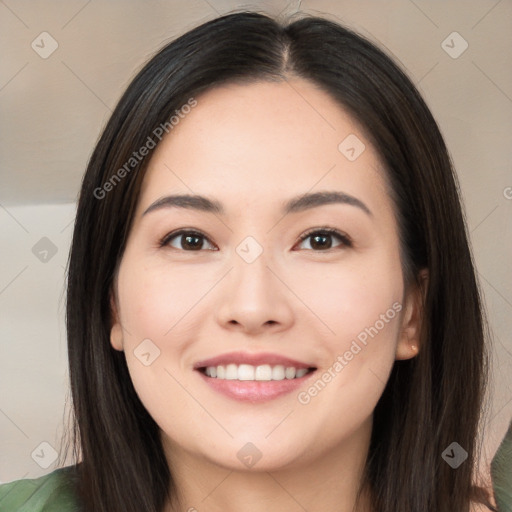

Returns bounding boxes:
[311,234,331,250]
[183,235,201,250]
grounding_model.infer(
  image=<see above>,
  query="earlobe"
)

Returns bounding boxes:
[395,268,428,360]
[395,331,419,360]
[109,291,124,352]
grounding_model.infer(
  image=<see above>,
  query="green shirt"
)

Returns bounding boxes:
[0,465,79,511]
[491,419,512,512]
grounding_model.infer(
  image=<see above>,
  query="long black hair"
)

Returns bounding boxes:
[63,11,495,511]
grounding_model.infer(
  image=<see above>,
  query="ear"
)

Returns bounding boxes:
[395,268,428,360]
[109,288,124,352]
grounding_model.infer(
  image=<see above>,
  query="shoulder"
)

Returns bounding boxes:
[0,465,80,511]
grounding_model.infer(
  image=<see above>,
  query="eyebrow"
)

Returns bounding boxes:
[142,190,372,217]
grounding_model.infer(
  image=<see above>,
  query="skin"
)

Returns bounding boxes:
[109,79,424,512]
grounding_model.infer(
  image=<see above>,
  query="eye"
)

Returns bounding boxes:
[159,227,352,252]
[296,228,352,251]
[159,229,217,251]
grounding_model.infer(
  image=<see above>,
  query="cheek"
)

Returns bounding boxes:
[117,259,208,345]
[296,252,403,400]
[299,253,403,344]
[115,263,199,426]
[296,291,401,441]
[115,259,217,405]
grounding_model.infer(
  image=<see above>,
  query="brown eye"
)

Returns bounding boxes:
[160,230,216,251]
[297,228,352,251]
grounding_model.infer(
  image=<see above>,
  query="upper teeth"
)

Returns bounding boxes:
[204,364,310,381]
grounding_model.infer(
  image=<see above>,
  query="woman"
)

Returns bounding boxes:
[0,10,503,512]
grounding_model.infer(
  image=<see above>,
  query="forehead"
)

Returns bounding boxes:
[136,79,391,216]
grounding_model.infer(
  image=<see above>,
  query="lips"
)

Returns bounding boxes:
[193,351,318,402]
[193,351,316,371]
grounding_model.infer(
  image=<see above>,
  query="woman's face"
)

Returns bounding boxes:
[109,79,421,472]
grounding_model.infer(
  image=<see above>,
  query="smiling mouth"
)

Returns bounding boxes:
[197,364,317,381]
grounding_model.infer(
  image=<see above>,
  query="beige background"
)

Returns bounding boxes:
[0,0,511,485]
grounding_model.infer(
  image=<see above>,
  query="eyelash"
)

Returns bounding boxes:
[159,227,353,252]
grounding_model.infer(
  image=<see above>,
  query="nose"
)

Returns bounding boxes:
[214,247,294,335]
